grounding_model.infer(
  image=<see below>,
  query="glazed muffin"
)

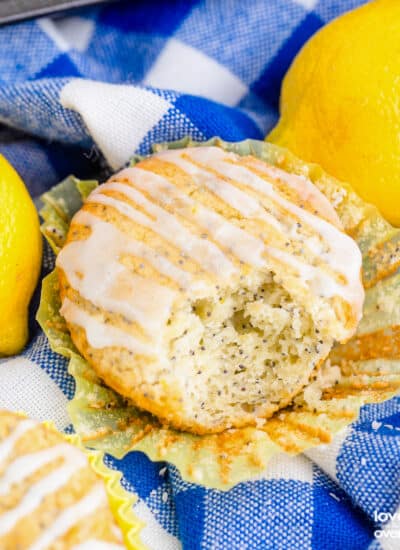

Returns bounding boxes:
[0,410,125,549]
[56,145,364,434]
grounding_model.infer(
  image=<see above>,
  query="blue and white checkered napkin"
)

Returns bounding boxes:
[0,1,399,548]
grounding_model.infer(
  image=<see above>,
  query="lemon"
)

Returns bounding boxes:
[0,155,42,356]
[268,0,400,225]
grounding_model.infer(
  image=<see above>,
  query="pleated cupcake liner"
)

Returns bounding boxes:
[37,138,400,489]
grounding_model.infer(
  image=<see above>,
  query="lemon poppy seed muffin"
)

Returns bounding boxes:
[56,146,364,434]
[0,411,125,549]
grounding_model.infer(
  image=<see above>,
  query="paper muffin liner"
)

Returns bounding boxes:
[53,424,145,550]
[37,138,400,490]
[83,448,145,550]
[6,413,145,549]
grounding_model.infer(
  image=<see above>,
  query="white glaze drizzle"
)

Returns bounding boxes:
[28,484,107,550]
[162,151,268,219]
[265,247,352,302]
[189,149,350,268]
[60,297,156,355]
[0,420,36,466]
[57,211,178,337]
[0,444,87,536]
[106,170,267,266]
[0,443,78,496]
[156,150,330,261]
[0,418,123,547]
[242,156,342,226]
[113,167,337,291]
[87,179,235,276]
[164,147,364,315]
[57,146,365,355]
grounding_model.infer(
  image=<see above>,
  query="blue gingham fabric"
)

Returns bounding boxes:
[0,1,399,549]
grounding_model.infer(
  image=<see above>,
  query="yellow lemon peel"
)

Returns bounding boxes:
[0,155,42,355]
[268,0,400,225]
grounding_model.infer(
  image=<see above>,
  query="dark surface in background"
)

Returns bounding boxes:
[0,0,112,25]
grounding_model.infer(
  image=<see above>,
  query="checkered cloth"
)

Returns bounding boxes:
[0,1,399,549]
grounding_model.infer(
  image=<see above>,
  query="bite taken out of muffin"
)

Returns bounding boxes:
[55,145,364,435]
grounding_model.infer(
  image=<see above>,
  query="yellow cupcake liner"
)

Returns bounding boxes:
[37,138,400,490]
[85,451,146,550]
[50,422,146,550]
[6,413,145,549]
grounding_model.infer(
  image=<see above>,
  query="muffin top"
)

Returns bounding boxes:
[56,146,365,433]
[0,410,125,549]
[58,146,364,349]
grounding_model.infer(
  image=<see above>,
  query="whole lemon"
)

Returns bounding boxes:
[268,0,400,225]
[0,155,42,356]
